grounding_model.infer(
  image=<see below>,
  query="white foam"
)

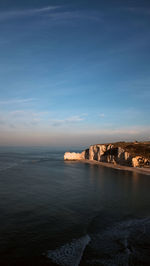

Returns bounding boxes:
[47,234,90,266]
[87,217,150,266]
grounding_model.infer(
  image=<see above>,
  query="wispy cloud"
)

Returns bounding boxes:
[0,6,61,21]
[0,98,35,105]
[99,113,105,118]
[0,109,49,130]
[45,10,102,22]
[0,108,149,146]
[0,6,102,24]
[80,125,150,138]
[121,7,150,15]
[10,110,48,116]
[51,115,85,127]
[0,110,86,131]
[32,6,61,13]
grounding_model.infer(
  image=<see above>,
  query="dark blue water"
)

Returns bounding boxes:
[0,147,150,265]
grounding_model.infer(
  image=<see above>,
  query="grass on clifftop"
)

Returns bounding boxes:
[113,142,150,160]
[94,141,150,160]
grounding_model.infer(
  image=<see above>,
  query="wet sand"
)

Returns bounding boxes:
[81,159,150,175]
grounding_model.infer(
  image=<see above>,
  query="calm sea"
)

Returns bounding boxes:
[0,147,150,266]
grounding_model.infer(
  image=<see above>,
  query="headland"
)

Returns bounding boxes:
[64,141,150,175]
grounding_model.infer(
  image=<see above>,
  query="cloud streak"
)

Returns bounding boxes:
[0,6,61,21]
[0,125,149,147]
[121,7,150,15]
[45,10,102,22]
[0,109,47,130]
[99,113,105,118]
[0,6,102,24]
[0,98,36,105]
[51,115,84,127]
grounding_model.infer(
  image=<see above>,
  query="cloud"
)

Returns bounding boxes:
[0,110,86,129]
[86,125,150,137]
[66,116,84,122]
[99,113,105,118]
[121,7,150,15]
[45,10,102,23]
[0,6,102,24]
[10,110,49,116]
[0,106,149,146]
[31,6,61,14]
[0,98,35,105]
[0,125,149,147]
[51,115,84,127]
[0,109,49,130]
[0,6,61,21]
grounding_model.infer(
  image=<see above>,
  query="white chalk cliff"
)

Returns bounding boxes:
[64,152,85,160]
[64,143,150,168]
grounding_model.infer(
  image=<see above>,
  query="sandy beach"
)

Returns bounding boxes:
[81,159,150,176]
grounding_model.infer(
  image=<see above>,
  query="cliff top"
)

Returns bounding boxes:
[92,141,150,160]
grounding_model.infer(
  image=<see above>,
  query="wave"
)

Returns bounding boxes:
[84,217,150,266]
[46,235,90,266]
[46,217,150,266]
[0,162,18,171]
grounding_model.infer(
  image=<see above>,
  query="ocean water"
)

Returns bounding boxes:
[0,147,150,266]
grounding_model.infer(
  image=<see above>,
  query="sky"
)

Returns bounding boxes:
[0,0,150,148]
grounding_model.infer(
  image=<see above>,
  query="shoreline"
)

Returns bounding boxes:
[80,159,150,176]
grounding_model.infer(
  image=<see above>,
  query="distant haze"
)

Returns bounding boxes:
[0,0,150,147]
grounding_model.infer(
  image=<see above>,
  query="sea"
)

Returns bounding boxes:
[0,147,150,266]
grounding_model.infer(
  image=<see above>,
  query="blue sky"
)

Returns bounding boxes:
[0,0,150,147]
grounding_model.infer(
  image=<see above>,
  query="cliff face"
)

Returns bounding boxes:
[64,143,150,168]
[87,144,133,166]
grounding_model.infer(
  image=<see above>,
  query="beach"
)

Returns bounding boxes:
[81,159,150,175]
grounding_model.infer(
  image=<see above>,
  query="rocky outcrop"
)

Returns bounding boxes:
[132,156,150,168]
[64,151,85,160]
[64,143,150,168]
